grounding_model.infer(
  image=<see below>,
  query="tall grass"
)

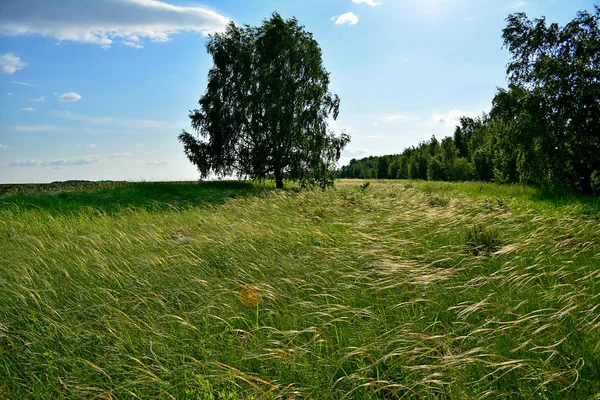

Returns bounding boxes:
[0,180,598,398]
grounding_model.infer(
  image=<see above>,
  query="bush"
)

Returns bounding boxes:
[465,224,500,255]
[591,170,600,194]
[427,194,450,207]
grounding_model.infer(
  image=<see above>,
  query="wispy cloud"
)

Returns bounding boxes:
[146,160,168,166]
[9,152,132,167]
[0,52,27,74]
[85,144,96,149]
[343,147,369,157]
[21,107,34,112]
[0,0,230,49]
[31,95,47,102]
[464,16,478,22]
[59,92,82,102]
[0,144,8,150]
[510,2,526,9]
[6,92,13,96]
[12,80,36,87]
[51,110,187,131]
[352,0,381,7]
[384,114,412,122]
[15,125,64,132]
[333,12,359,26]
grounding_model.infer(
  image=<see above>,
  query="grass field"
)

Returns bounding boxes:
[1,180,599,399]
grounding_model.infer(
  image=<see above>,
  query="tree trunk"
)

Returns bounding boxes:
[275,171,284,189]
[581,171,593,194]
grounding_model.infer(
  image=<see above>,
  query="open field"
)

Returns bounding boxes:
[1,180,599,399]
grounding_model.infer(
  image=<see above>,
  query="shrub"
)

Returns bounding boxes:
[427,194,450,207]
[465,224,500,255]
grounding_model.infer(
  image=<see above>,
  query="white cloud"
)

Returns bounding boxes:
[123,41,144,49]
[12,80,36,86]
[51,110,188,131]
[146,160,168,166]
[137,143,144,147]
[59,92,82,102]
[21,107,34,112]
[15,125,63,132]
[343,147,369,158]
[0,52,27,74]
[7,92,13,96]
[86,143,96,149]
[464,16,478,22]
[352,0,381,7]
[9,152,132,167]
[0,144,8,150]
[333,12,359,26]
[372,122,379,126]
[0,0,230,49]
[384,114,412,122]
[431,109,478,128]
[510,2,526,9]
[31,95,47,102]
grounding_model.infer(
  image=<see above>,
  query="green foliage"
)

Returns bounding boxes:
[339,5,600,194]
[179,13,349,189]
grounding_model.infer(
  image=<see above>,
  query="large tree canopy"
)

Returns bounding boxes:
[179,13,349,189]
[501,6,600,192]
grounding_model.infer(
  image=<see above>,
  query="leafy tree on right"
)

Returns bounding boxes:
[501,5,600,193]
[339,5,600,194]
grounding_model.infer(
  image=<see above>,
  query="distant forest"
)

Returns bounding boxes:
[339,7,600,194]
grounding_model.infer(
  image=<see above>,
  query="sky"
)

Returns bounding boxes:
[0,0,596,184]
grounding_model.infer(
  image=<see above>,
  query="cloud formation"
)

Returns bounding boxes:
[384,114,412,122]
[21,107,34,112]
[9,152,132,167]
[15,125,64,132]
[431,109,477,128]
[146,160,168,166]
[0,0,231,49]
[343,147,369,157]
[352,0,381,6]
[0,52,26,74]
[6,92,13,96]
[333,12,359,26]
[0,144,8,150]
[51,110,187,131]
[59,92,82,102]
[12,80,36,86]
[32,95,47,102]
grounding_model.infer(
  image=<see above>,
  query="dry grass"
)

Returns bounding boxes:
[0,179,599,398]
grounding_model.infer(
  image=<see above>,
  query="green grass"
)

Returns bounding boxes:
[1,179,599,398]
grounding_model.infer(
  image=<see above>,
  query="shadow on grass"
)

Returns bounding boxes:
[0,181,273,216]
[414,180,600,216]
[528,187,600,216]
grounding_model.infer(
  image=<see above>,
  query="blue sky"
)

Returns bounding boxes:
[0,0,596,183]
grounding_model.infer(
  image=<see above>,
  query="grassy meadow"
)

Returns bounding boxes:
[0,180,599,399]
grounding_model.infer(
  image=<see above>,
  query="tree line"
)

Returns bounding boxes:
[340,6,600,194]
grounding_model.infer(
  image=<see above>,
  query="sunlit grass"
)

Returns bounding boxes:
[1,180,599,398]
